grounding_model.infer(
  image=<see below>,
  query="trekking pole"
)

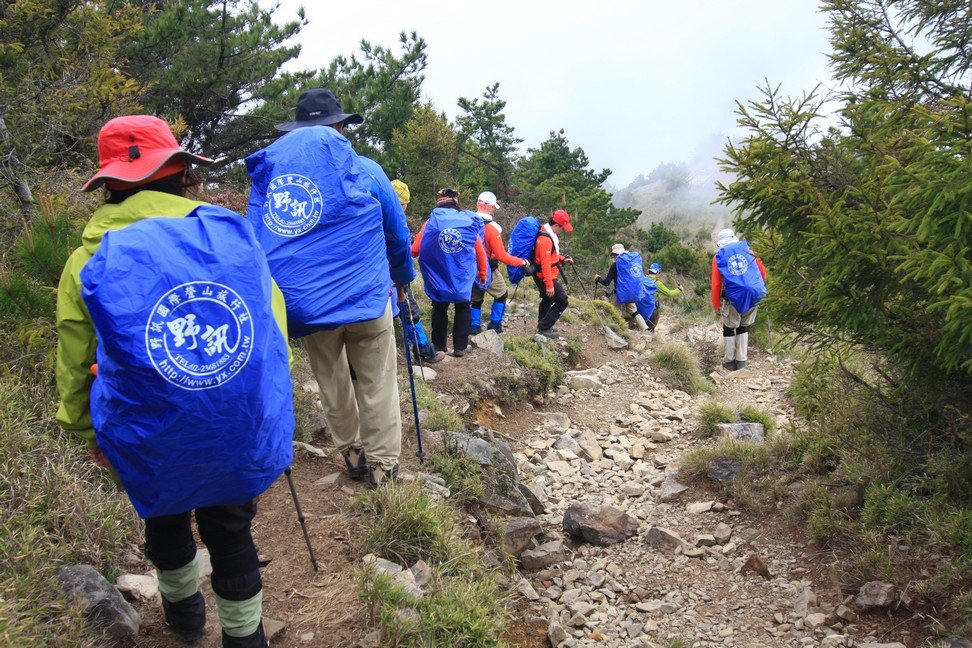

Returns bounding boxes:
[284,467,319,572]
[403,289,426,380]
[398,308,426,462]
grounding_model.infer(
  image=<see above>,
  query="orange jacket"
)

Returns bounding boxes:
[711,254,767,311]
[483,221,526,267]
[534,233,565,292]
[411,222,488,285]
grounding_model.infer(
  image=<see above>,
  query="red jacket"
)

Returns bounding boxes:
[411,222,488,285]
[534,233,565,292]
[711,254,766,311]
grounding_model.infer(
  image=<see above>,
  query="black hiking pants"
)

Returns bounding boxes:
[144,501,261,603]
[534,276,569,331]
[430,300,471,353]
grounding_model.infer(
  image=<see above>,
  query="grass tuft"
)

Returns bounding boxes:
[738,404,776,434]
[697,400,735,437]
[650,341,712,395]
[504,335,565,395]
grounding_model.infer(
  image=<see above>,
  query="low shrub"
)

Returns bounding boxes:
[650,341,712,395]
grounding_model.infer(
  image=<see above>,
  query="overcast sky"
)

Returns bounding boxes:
[274,0,834,187]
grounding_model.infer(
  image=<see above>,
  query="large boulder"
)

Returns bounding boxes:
[563,503,639,546]
[55,565,141,643]
[442,430,533,517]
[716,422,765,443]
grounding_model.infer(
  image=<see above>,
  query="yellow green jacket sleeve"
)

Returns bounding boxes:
[270,280,294,368]
[55,248,98,448]
[655,279,682,298]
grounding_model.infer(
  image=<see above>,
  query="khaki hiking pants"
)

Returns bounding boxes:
[471,266,509,303]
[301,302,401,469]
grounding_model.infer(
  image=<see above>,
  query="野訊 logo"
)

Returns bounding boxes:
[438,228,465,254]
[726,254,750,276]
[264,174,324,237]
[629,263,644,279]
[145,281,254,390]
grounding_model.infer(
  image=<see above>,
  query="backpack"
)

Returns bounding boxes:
[715,240,767,313]
[246,126,389,337]
[79,205,294,518]
[635,277,658,321]
[506,215,542,284]
[615,251,646,303]
[418,207,481,302]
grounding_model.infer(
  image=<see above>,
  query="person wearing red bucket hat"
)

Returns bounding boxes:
[533,209,574,338]
[57,115,287,648]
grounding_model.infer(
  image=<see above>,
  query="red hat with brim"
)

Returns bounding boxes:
[551,209,574,232]
[82,115,213,192]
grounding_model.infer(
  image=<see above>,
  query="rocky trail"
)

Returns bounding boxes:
[121,307,928,648]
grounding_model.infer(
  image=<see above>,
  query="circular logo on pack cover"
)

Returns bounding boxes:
[145,281,255,391]
[438,228,465,254]
[629,263,644,279]
[264,174,324,237]
[726,254,750,276]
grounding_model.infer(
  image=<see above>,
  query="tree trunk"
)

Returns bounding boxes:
[0,116,34,216]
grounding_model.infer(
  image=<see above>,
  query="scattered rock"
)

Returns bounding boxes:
[856,581,897,608]
[645,526,689,553]
[576,431,603,461]
[114,573,158,601]
[518,481,548,515]
[363,554,403,576]
[542,412,572,429]
[695,534,717,547]
[314,472,342,486]
[740,553,771,579]
[417,366,438,381]
[562,502,639,546]
[635,599,679,614]
[410,560,431,587]
[503,516,543,557]
[471,329,505,355]
[793,587,817,618]
[707,457,743,482]
[534,333,550,345]
[552,433,580,452]
[55,565,141,642]
[686,501,714,514]
[444,430,533,517]
[657,475,689,502]
[548,620,569,645]
[716,422,765,442]
[568,374,603,391]
[805,612,827,628]
[293,441,327,458]
[603,326,628,349]
[520,540,565,571]
[713,522,733,544]
[515,578,540,601]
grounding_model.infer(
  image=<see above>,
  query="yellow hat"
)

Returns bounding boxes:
[391,179,410,208]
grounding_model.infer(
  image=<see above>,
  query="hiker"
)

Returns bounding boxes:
[534,209,574,338]
[470,190,530,334]
[595,243,641,324]
[711,228,767,370]
[246,88,414,487]
[644,262,683,330]
[57,115,292,648]
[411,188,488,357]
[390,179,445,364]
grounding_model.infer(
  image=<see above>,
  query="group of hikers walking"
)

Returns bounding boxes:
[53,87,766,646]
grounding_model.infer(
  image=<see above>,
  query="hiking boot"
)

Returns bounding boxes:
[424,350,446,364]
[222,623,268,648]
[368,463,399,489]
[537,328,560,339]
[486,322,503,333]
[722,360,736,371]
[162,591,206,643]
[342,446,368,480]
[734,360,746,370]
[469,325,482,335]
[452,348,470,357]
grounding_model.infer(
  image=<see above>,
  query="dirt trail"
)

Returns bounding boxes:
[128,307,907,647]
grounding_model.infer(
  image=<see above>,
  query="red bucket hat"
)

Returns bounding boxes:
[82,115,213,192]
[551,209,573,232]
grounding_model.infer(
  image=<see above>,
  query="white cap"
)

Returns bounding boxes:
[717,228,739,248]
[477,191,500,209]
[611,243,626,255]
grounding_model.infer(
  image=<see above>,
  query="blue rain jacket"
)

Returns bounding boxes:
[246,126,394,337]
[80,206,294,518]
[419,207,481,302]
[715,240,767,313]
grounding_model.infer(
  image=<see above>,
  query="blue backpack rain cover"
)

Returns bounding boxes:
[615,251,646,303]
[716,240,767,313]
[246,126,390,338]
[418,208,480,302]
[635,277,658,320]
[506,216,542,284]
[79,206,294,519]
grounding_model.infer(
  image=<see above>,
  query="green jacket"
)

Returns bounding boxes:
[655,279,681,298]
[55,191,290,447]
